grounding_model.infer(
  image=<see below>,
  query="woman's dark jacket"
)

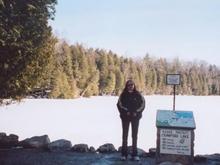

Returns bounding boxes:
[117,91,145,120]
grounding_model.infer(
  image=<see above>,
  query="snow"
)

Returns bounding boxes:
[0,95,219,155]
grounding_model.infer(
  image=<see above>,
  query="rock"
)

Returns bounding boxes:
[48,139,72,152]
[159,161,183,165]
[89,146,96,153]
[72,144,89,152]
[194,155,207,162]
[0,133,19,148]
[0,132,7,138]
[149,148,156,157]
[97,143,116,153]
[118,146,146,156]
[204,154,220,164]
[194,154,220,164]
[20,135,50,149]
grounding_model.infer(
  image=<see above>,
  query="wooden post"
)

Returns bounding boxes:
[166,74,180,111]
[173,85,176,111]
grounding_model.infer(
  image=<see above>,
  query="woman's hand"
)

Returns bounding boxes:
[132,112,137,117]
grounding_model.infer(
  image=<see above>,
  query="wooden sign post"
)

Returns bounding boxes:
[155,74,196,165]
[166,74,181,111]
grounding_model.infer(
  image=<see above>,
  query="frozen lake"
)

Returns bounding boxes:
[0,95,219,155]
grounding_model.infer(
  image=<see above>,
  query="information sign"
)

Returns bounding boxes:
[160,129,191,155]
[166,74,181,85]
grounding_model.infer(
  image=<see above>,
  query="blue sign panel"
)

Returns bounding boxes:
[156,110,196,129]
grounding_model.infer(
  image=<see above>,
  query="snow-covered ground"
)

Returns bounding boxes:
[0,96,219,155]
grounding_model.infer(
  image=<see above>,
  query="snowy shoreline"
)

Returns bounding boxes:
[0,96,219,155]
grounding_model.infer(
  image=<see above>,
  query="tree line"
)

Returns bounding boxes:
[1,0,220,102]
[39,41,220,98]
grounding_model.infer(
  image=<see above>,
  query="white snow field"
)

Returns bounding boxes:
[0,95,219,155]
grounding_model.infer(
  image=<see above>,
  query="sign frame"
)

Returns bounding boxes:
[166,74,181,85]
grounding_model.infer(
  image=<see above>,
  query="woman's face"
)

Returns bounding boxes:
[127,82,134,93]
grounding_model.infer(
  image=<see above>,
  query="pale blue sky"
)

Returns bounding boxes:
[50,0,220,66]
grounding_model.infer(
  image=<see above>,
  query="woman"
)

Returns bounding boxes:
[117,79,145,161]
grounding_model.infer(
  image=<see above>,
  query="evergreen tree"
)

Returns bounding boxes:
[77,45,89,91]
[151,68,157,94]
[0,0,57,100]
[50,68,74,99]
[57,41,73,78]
[137,63,145,92]
[70,44,80,81]
[104,53,116,94]
[96,51,108,95]
[155,58,167,94]
[129,59,140,89]
[82,52,99,97]
[115,68,124,95]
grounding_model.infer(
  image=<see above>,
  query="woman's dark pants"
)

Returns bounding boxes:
[121,118,140,157]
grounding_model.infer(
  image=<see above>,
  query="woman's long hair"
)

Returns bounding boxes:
[122,79,137,94]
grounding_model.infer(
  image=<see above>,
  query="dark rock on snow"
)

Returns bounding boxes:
[0,133,19,148]
[89,146,96,153]
[71,143,89,152]
[203,154,220,164]
[194,155,208,162]
[149,148,156,157]
[19,135,50,149]
[97,143,116,153]
[48,139,72,152]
